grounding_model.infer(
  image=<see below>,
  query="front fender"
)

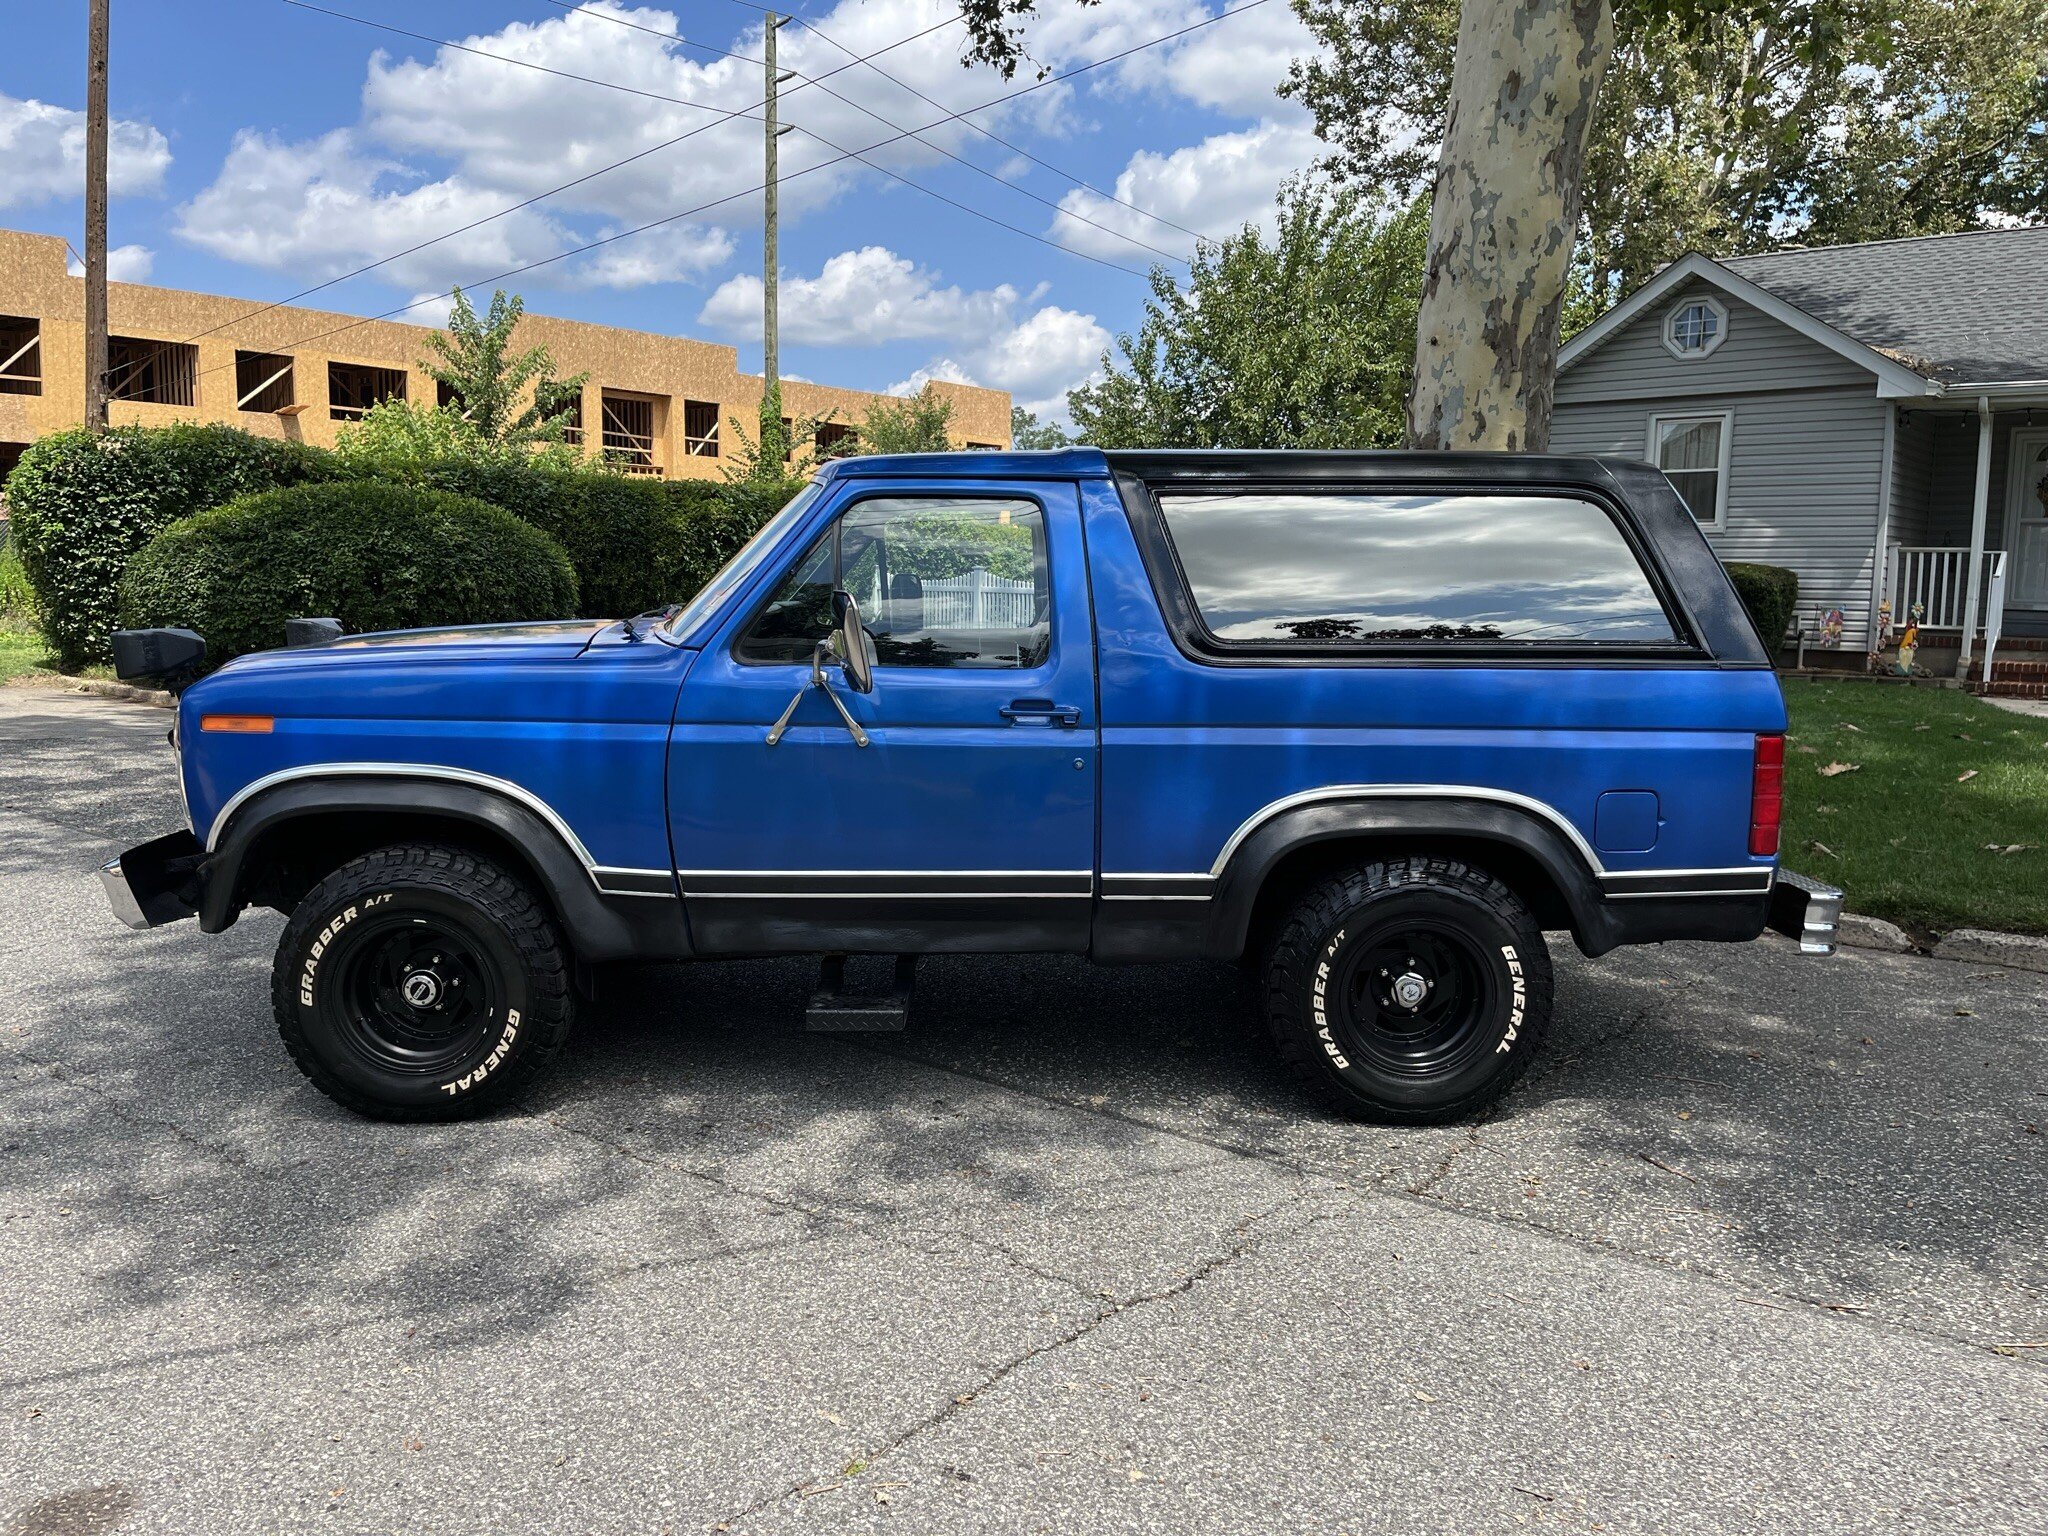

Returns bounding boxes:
[201,772,690,963]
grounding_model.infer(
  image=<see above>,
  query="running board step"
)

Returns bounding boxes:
[805,954,916,1032]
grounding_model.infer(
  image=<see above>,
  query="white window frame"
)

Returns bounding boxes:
[1662,294,1729,359]
[1646,410,1733,529]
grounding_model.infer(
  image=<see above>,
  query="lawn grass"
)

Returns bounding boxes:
[0,614,59,684]
[1781,678,2048,936]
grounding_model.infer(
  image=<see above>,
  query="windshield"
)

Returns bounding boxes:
[663,480,826,645]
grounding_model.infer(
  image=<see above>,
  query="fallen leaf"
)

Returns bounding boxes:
[1957,1008,1975,1017]
[816,1410,844,1426]
[1983,843,2035,855]
[1839,721,1863,732]
[1677,1110,1693,1121]
[1913,723,1931,731]
[1958,769,1979,782]
[1808,840,1838,859]
[1414,1390,1438,1403]
[1794,743,1819,754]
[1818,761,1860,777]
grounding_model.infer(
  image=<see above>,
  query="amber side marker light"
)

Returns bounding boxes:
[199,715,275,734]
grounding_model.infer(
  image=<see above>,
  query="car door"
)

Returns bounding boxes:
[668,477,1098,955]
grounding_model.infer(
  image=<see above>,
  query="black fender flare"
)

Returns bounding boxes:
[1206,795,1621,959]
[199,774,690,962]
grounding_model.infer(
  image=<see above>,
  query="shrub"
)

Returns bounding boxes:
[6,424,332,669]
[343,450,806,617]
[0,535,35,621]
[1725,562,1800,653]
[118,482,578,666]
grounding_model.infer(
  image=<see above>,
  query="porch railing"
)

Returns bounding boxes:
[1887,545,2002,631]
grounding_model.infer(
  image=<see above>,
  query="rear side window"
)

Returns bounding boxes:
[1154,491,1679,646]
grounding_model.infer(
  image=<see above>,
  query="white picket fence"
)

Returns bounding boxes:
[921,569,1035,627]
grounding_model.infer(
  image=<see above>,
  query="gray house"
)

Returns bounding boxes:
[1553,228,2048,679]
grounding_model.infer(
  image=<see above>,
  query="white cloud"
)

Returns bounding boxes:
[66,244,156,282]
[0,92,171,209]
[699,247,1018,345]
[176,128,608,298]
[1050,119,1320,259]
[891,304,1110,418]
[1019,0,1318,120]
[568,226,735,289]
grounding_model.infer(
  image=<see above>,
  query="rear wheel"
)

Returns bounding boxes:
[272,844,574,1121]
[1263,857,1552,1123]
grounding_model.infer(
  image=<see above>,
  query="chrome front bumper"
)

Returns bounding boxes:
[1767,868,1843,956]
[99,830,204,930]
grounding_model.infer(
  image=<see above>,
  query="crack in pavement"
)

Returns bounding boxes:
[839,1039,2048,1373]
[711,1183,1329,1533]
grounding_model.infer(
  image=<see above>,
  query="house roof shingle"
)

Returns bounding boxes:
[1720,227,2048,384]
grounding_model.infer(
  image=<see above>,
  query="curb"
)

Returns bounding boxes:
[1834,910,2048,974]
[5,672,174,708]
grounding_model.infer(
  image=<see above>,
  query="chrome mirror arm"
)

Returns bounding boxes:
[765,642,871,748]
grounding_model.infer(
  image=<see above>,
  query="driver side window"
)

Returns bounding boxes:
[736,496,1050,669]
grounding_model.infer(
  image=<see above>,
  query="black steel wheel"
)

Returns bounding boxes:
[1263,857,1552,1123]
[273,844,574,1121]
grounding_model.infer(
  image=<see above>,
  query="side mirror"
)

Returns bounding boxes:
[831,589,874,694]
[110,627,207,692]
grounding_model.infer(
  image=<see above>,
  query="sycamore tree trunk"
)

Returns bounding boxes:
[1408,0,1614,452]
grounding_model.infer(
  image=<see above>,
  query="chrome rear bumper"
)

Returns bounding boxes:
[1767,869,1842,956]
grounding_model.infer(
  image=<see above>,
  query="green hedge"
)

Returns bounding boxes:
[347,456,800,617]
[1725,562,1800,654]
[118,482,578,665]
[6,424,332,669]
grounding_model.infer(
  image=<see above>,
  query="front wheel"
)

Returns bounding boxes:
[272,844,574,1121]
[1263,857,1552,1123]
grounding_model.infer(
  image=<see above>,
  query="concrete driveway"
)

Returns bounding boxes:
[1,687,2043,1535]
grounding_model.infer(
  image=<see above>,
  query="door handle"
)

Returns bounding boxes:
[1000,698,1081,728]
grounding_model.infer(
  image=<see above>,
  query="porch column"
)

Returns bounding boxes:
[1957,395,1994,677]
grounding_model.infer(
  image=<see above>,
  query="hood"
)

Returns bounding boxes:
[321,618,610,653]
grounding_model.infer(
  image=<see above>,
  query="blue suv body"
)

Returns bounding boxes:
[104,449,1839,1123]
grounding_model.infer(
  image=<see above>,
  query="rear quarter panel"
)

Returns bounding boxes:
[1080,477,1788,884]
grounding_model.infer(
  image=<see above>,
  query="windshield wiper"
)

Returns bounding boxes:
[621,605,682,642]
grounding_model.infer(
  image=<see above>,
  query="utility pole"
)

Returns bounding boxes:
[762,12,794,455]
[84,0,110,433]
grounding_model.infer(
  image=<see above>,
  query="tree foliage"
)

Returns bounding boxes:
[1067,184,1428,449]
[1287,0,2048,296]
[1010,406,1070,449]
[421,287,587,449]
[857,385,957,454]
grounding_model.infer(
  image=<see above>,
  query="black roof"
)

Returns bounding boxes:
[1722,227,2048,384]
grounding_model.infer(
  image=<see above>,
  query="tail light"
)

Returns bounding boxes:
[1749,733,1785,857]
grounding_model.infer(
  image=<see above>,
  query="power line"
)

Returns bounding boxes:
[286,0,1169,274]
[101,4,968,391]
[541,0,1194,265]
[178,4,1268,385]
[717,0,1211,245]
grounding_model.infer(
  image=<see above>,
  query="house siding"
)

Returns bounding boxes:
[1556,280,1877,406]
[1552,389,1889,646]
[1889,409,1936,548]
[1555,276,1890,648]
[1924,411,2020,551]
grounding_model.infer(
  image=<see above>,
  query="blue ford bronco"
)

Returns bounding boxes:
[103,449,1839,1124]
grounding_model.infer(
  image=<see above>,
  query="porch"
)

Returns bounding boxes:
[1874,394,2048,686]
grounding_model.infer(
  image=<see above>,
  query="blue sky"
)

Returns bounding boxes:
[1,0,1325,422]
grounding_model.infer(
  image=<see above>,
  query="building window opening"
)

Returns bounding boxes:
[234,351,295,413]
[544,389,583,446]
[108,336,197,406]
[329,361,407,421]
[0,316,41,397]
[814,421,856,459]
[682,399,719,457]
[602,391,659,474]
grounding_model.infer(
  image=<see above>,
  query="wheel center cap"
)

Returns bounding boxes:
[402,971,445,1009]
[1390,971,1429,1009]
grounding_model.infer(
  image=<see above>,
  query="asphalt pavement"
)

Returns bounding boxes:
[1,686,2043,1535]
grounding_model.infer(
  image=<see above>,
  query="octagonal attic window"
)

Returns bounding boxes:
[1664,296,1727,359]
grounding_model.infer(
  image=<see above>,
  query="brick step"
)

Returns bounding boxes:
[1979,680,2048,699]
[1990,659,2048,683]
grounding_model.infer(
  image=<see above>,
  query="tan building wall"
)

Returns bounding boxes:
[0,228,1010,485]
